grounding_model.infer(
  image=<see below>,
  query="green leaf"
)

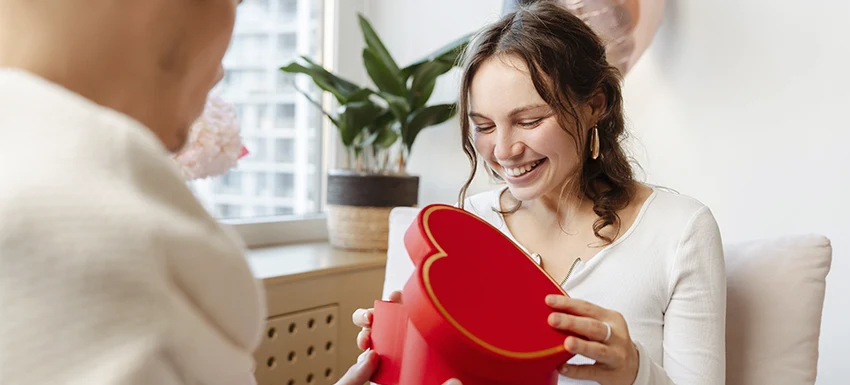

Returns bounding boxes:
[364,111,400,149]
[337,117,356,147]
[358,14,402,77]
[400,63,423,84]
[433,32,473,63]
[337,118,358,147]
[294,85,339,127]
[404,103,457,149]
[374,126,400,149]
[280,62,346,103]
[378,92,411,122]
[337,100,384,147]
[363,49,407,97]
[403,32,473,74]
[280,57,363,104]
[346,88,374,103]
[366,109,395,132]
[299,56,364,92]
[409,61,453,110]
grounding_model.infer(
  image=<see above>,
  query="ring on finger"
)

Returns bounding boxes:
[601,321,612,343]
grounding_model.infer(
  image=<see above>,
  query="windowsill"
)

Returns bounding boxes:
[225,215,329,249]
[245,241,387,285]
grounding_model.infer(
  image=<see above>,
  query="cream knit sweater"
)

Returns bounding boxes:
[0,69,266,385]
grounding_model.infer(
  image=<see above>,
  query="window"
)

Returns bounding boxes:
[229,34,270,63]
[253,205,270,216]
[274,173,295,198]
[189,0,327,246]
[281,0,297,19]
[279,34,297,59]
[244,137,268,162]
[217,204,243,219]
[215,171,243,194]
[255,172,269,194]
[277,72,295,92]
[225,70,267,95]
[237,0,271,26]
[275,138,295,163]
[235,104,268,130]
[274,206,295,216]
[275,103,296,129]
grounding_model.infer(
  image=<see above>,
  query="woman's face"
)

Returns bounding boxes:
[469,55,590,202]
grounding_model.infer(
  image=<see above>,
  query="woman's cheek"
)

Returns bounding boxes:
[474,139,494,162]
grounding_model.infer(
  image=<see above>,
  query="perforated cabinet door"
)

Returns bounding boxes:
[254,304,341,385]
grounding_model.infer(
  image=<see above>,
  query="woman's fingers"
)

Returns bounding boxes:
[351,291,403,352]
[334,350,378,385]
[356,328,372,351]
[351,308,373,328]
[559,362,608,382]
[354,291,401,328]
[545,295,610,320]
[548,313,612,343]
[561,336,621,366]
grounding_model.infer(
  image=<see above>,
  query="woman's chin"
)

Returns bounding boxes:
[504,185,542,203]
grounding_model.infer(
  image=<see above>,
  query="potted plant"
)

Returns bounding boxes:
[281,14,470,251]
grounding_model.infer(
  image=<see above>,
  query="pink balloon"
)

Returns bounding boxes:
[560,0,665,75]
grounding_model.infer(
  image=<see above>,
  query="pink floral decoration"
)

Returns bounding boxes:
[173,93,248,180]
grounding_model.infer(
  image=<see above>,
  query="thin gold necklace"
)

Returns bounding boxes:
[531,253,583,286]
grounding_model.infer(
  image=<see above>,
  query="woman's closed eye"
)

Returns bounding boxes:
[518,118,544,128]
[474,124,496,133]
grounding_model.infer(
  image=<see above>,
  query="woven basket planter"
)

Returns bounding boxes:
[326,170,419,251]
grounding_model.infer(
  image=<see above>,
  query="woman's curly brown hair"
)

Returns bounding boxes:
[457,0,637,245]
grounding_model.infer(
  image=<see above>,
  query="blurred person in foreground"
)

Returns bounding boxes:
[0,1,460,384]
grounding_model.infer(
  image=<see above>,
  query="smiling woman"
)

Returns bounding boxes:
[355,2,727,385]
[458,18,635,246]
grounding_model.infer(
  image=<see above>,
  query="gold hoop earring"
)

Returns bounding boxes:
[590,125,600,160]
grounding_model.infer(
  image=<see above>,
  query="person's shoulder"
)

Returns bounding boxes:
[0,106,209,239]
[646,185,716,222]
[0,68,185,202]
[642,185,722,244]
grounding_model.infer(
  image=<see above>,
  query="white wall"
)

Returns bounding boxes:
[620,2,850,383]
[361,0,850,383]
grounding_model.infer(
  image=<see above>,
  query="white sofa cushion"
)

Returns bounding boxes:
[382,207,420,299]
[724,234,832,385]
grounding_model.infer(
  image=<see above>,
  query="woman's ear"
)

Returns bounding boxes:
[588,90,607,121]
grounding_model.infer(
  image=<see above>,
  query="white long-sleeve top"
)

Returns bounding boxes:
[0,69,266,385]
[383,186,727,385]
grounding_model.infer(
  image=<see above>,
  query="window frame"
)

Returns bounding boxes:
[224,214,328,247]
[226,0,364,248]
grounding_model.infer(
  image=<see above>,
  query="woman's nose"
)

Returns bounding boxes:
[493,128,523,161]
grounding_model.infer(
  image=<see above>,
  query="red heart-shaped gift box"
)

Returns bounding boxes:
[370,204,575,385]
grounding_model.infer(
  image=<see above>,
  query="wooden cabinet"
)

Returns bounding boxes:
[247,243,386,385]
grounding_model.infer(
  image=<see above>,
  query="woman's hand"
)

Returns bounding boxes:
[351,290,403,351]
[347,291,461,385]
[546,295,639,385]
[334,349,462,385]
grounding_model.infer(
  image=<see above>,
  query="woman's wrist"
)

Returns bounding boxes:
[629,341,649,385]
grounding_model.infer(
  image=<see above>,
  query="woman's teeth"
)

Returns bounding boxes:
[504,159,543,177]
